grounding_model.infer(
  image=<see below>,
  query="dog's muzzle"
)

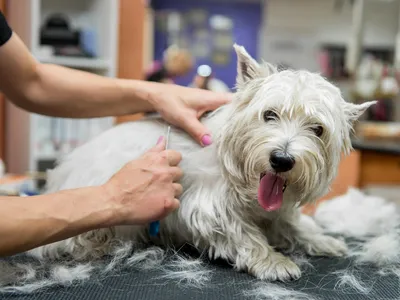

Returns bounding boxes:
[269,150,295,173]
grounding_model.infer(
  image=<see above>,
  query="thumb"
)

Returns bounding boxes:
[148,136,166,152]
[180,116,213,147]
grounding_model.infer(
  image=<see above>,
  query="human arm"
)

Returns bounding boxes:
[0,186,115,256]
[0,31,232,145]
[0,139,182,257]
[0,32,155,118]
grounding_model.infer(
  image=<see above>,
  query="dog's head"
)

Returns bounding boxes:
[218,44,375,211]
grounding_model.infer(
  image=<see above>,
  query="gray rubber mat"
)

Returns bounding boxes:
[1,250,399,300]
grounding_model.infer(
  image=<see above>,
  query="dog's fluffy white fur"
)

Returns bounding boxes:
[315,188,400,239]
[313,188,400,297]
[1,45,375,292]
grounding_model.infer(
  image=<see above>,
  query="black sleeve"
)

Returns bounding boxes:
[146,67,168,82]
[0,10,12,47]
[146,69,168,82]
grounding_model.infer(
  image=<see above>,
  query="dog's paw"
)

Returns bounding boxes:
[303,235,348,257]
[252,254,301,282]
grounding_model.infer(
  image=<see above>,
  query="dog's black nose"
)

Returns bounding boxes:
[269,151,295,173]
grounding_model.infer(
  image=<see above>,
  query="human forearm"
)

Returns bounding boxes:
[0,186,114,257]
[0,33,158,118]
[0,139,185,258]
[23,63,157,118]
[0,32,231,145]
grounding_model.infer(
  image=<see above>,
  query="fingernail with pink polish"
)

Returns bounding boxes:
[157,136,164,144]
[201,134,212,146]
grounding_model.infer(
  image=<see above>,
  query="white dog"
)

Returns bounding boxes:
[6,45,375,290]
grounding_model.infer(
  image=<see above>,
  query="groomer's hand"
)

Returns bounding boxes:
[102,137,182,226]
[148,84,232,146]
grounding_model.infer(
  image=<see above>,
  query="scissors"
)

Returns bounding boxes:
[149,125,171,237]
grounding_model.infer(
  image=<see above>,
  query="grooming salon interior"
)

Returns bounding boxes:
[1,0,400,299]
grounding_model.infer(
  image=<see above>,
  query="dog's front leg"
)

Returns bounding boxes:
[206,222,301,282]
[268,210,348,257]
[296,214,348,257]
[180,185,300,282]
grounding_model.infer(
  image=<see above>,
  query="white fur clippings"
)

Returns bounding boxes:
[354,233,400,266]
[0,44,376,295]
[314,188,400,297]
[333,269,371,294]
[315,188,399,238]
[243,281,315,300]
[157,254,213,288]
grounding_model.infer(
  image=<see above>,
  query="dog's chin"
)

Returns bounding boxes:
[257,172,288,212]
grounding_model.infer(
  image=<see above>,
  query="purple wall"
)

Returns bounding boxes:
[151,0,262,90]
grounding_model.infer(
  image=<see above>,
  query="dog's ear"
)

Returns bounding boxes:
[234,44,260,85]
[340,100,376,155]
[234,44,274,87]
[343,101,376,124]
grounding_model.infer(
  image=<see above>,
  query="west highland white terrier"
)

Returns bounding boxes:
[2,45,375,291]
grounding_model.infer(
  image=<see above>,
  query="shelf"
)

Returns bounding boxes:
[36,56,111,70]
[5,0,119,175]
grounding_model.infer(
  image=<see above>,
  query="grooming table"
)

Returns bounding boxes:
[2,248,399,300]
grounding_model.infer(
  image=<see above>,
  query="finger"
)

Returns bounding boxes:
[164,149,182,166]
[179,116,212,147]
[198,91,233,111]
[148,136,166,153]
[156,198,180,220]
[173,183,183,197]
[164,197,180,214]
[169,166,183,181]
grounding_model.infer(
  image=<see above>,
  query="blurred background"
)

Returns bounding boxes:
[0,0,399,207]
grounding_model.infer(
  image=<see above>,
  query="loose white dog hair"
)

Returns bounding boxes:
[0,44,375,294]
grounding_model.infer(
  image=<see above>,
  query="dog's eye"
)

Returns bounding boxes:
[263,110,278,122]
[312,125,324,137]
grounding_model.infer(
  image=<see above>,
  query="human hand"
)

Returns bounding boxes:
[102,137,183,226]
[148,83,232,146]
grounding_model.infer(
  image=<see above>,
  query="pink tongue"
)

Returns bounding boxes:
[258,173,284,211]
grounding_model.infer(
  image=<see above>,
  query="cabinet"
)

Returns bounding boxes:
[115,0,150,125]
[360,151,400,185]
[5,0,119,174]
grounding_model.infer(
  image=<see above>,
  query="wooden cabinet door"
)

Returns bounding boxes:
[0,95,4,161]
[0,0,6,160]
[360,151,400,186]
[115,0,146,124]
